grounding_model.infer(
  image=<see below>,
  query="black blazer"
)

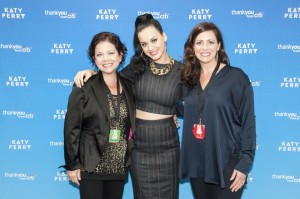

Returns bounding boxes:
[62,72,135,172]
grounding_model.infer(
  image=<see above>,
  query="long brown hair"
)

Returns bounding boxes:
[181,22,229,86]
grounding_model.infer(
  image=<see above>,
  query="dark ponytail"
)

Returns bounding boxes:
[129,14,164,75]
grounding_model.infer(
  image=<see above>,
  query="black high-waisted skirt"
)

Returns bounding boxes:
[130,117,180,199]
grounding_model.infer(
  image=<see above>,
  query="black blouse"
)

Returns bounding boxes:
[179,65,256,188]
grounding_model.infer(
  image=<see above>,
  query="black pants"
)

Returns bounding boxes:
[190,156,245,199]
[79,179,125,199]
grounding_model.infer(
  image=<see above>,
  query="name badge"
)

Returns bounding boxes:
[109,129,121,143]
[192,124,205,139]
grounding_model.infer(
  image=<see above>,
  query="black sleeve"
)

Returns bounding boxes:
[62,85,84,171]
[176,83,189,118]
[235,79,256,174]
[120,64,135,84]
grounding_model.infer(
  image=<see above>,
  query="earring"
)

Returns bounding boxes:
[216,51,219,60]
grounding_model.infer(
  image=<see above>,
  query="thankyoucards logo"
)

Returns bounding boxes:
[272,174,300,183]
[277,44,300,53]
[231,10,264,18]
[48,78,73,86]
[250,80,261,87]
[274,112,300,120]
[0,43,31,53]
[4,172,35,181]
[44,10,76,19]
[49,141,64,147]
[138,11,170,19]
[2,110,34,119]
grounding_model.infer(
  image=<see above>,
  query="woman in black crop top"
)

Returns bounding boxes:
[74,14,184,199]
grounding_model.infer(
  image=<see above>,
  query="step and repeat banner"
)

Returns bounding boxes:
[1,0,299,198]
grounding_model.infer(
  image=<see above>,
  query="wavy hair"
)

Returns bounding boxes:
[88,32,127,68]
[181,22,229,86]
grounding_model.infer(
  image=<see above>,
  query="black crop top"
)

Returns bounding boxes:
[120,60,185,115]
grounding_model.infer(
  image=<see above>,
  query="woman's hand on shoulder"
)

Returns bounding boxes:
[74,69,96,88]
[173,115,180,128]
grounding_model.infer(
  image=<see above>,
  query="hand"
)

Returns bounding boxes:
[229,169,246,192]
[74,69,96,88]
[67,169,81,186]
[173,115,180,128]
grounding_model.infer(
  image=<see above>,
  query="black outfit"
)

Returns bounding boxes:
[81,91,130,180]
[190,157,244,199]
[80,180,125,199]
[179,65,256,199]
[62,72,135,199]
[121,61,185,199]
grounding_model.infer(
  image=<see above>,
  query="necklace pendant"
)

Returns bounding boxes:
[149,56,175,75]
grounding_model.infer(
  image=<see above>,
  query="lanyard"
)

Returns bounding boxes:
[105,76,121,121]
[198,60,221,124]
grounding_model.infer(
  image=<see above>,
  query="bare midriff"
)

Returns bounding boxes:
[136,109,172,120]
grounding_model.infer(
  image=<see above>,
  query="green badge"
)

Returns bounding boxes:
[109,129,121,143]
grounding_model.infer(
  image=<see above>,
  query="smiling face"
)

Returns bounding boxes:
[193,30,221,67]
[137,25,168,63]
[93,41,122,75]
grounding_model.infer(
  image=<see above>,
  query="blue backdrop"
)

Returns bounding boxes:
[1,0,299,198]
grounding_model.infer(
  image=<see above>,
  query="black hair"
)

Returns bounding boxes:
[129,14,164,74]
[88,32,127,68]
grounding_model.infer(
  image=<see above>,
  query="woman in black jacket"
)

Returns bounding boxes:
[62,32,135,199]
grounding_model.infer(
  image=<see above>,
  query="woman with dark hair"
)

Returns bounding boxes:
[179,22,256,199]
[62,32,135,199]
[73,14,185,199]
